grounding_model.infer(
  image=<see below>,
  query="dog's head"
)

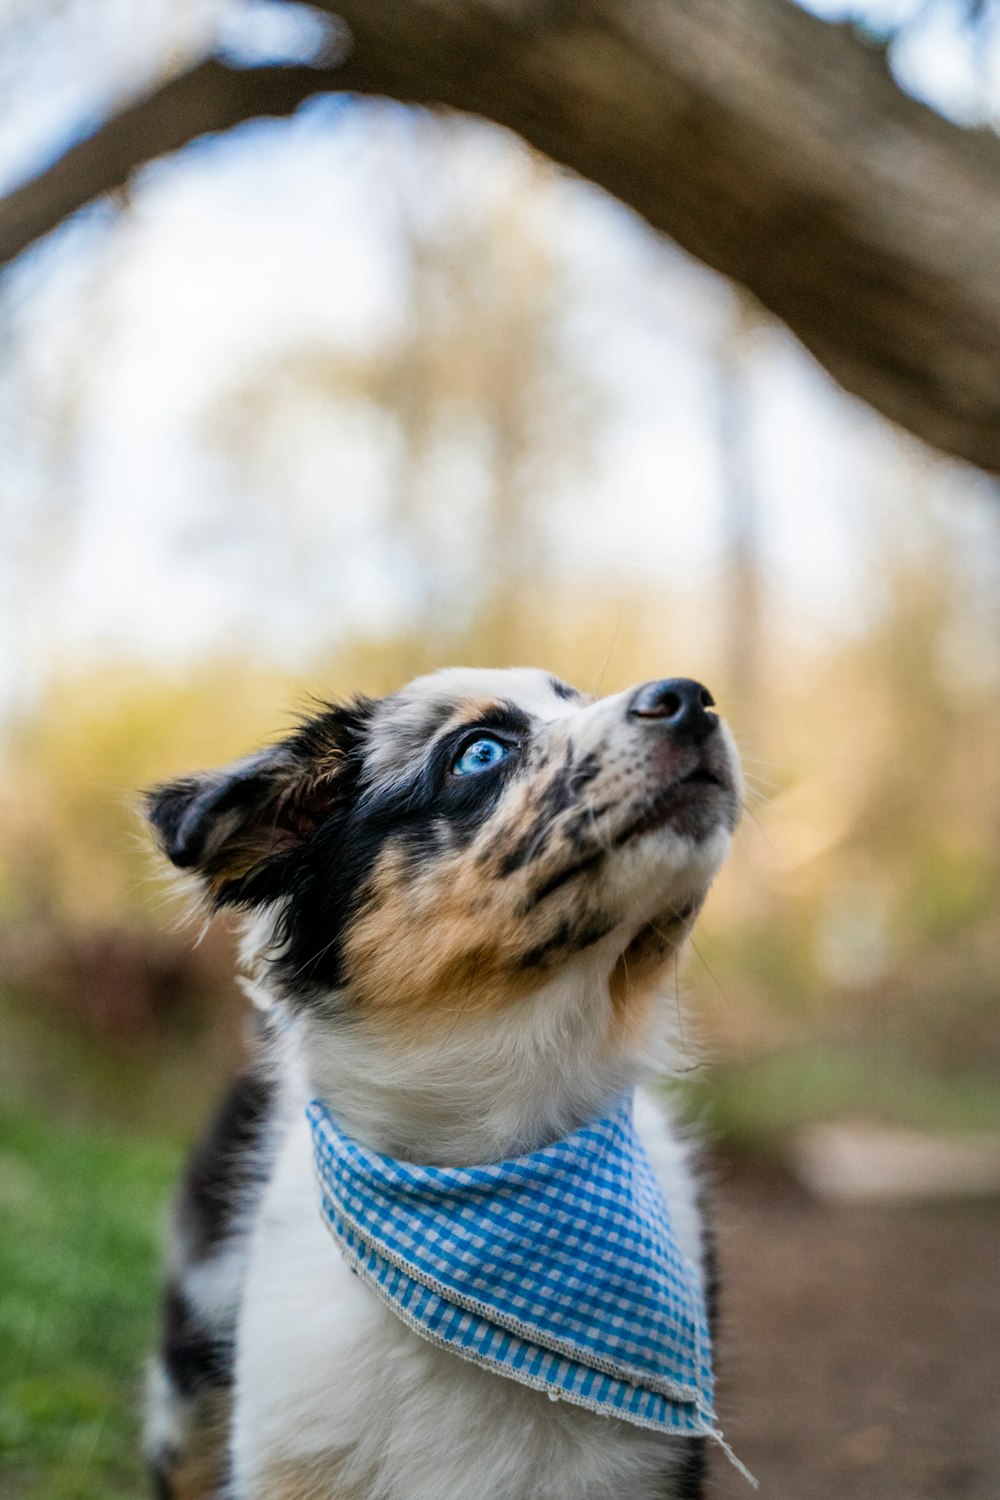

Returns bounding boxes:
[146,668,740,1147]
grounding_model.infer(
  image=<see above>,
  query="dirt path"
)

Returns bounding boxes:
[708,1165,1000,1500]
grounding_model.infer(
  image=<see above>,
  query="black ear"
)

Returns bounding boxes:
[144,701,371,908]
[145,750,292,872]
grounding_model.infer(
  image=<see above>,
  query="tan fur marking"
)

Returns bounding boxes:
[159,1391,230,1500]
[343,843,546,1034]
[444,697,505,732]
[342,731,632,1035]
[607,915,693,1049]
[256,1457,366,1500]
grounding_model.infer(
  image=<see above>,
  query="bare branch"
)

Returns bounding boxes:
[0,57,359,268]
[3,2,1000,472]
[318,0,1000,474]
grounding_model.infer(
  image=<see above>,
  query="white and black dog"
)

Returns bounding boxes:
[143,666,742,1500]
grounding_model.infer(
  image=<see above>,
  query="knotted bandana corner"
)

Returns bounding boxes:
[307,1094,754,1485]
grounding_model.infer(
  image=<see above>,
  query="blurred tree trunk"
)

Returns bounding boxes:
[3,0,1000,472]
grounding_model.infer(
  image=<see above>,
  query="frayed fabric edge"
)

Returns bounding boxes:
[314,1191,757,1487]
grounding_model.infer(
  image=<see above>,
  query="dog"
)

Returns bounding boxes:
[142,666,741,1500]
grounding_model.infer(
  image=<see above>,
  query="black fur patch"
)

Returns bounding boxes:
[518,912,615,969]
[701,1211,721,1344]
[671,1438,708,1499]
[520,850,606,910]
[549,676,581,702]
[273,702,533,998]
[145,754,278,871]
[496,753,602,877]
[149,1458,176,1500]
[162,1286,233,1398]
[666,1199,720,1499]
[178,1070,275,1262]
[612,773,735,850]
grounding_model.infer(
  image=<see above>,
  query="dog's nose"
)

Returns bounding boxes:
[628,679,718,742]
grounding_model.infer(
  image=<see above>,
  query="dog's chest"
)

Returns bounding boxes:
[230,1099,703,1500]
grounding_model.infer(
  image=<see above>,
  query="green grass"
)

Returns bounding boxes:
[0,1108,180,1500]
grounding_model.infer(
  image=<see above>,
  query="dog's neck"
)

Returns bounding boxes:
[278,956,681,1166]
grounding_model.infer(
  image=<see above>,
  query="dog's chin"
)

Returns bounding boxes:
[584,818,730,962]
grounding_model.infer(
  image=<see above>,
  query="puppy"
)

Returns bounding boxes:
[143,666,741,1500]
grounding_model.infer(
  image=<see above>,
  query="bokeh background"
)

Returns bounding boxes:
[1,3,999,1498]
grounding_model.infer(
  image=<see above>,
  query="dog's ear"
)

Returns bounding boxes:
[144,700,370,909]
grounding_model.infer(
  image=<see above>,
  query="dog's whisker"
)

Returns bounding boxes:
[591,608,623,698]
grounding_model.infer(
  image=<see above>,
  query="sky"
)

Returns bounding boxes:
[0,0,998,708]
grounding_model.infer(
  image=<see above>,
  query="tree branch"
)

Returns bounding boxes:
[318,0,1000,474]
[0,57,358,269]
[3,2,1000,473]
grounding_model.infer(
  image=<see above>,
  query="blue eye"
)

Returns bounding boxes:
[452,736,509,777]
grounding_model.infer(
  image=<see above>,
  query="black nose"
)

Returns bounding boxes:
[628,678,718,742]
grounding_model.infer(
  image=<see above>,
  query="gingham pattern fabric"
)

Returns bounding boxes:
[307,1094,720,1443]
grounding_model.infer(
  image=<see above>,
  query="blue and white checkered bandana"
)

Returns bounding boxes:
[307,1093,752,1480]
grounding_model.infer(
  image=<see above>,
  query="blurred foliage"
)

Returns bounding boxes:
[698,531,1000,1095]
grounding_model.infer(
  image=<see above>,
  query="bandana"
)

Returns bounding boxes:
[307,1094,752,1482]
